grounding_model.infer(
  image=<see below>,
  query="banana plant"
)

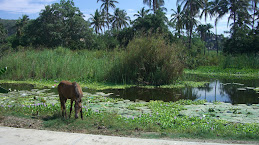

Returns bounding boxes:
[0,67,8,93]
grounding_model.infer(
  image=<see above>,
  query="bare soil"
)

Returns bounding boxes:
[0,116,42,129]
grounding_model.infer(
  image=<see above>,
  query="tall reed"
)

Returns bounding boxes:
[0,47,119,82]
[220,54,259,69]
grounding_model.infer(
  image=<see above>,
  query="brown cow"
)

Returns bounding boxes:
[58,81,83,119]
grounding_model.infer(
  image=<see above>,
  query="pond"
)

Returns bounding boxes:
[1,75,258,104]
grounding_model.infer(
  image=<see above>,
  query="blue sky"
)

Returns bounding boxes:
[0,0,229,35]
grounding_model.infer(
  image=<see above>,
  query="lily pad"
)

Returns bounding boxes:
[237,88,246,91]
[246,87,255,90]
[232,83,244,86]
[180,102,259,124]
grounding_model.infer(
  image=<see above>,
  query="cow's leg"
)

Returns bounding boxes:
[60,97,67,118]
[80,108,83,120]
[69,100,73,118]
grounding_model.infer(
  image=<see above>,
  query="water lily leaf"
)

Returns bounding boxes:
[232,83,244,86]
[246,87,255,90]
[0,86,9,93]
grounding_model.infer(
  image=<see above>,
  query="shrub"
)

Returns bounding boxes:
[106,35,184,85]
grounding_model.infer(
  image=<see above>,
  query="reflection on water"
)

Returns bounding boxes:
[100,87,198,102]
[195,80,259,104]
[1,76,258,104]
[99,76,259,104]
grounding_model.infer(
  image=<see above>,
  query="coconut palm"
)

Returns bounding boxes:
[198,23,213,41]
[143,0,165,13]
[200,0,211,23]
[100,10,107,31]
[196,24,213,54]
[111,8,130,30]
[16,15,29,37]
[134,7,150,18]
[209,0,221,55]
[251,0,258,30]
[177,0,203,49]
[89,9,104,34]
[170,5,184,38]
[216,0,250,35]
[0,23,7,43]
[97,0,118,30]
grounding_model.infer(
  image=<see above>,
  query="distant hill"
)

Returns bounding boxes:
[0,19,16,36]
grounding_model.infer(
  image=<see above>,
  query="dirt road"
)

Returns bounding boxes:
[0,126,256,145]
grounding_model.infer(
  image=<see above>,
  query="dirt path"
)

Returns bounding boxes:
[0,126,257,145]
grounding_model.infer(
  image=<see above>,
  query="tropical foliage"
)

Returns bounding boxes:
[90,9,104,34]
[0,0,258,66]
[97,0,118,30]
[111,8,130,30]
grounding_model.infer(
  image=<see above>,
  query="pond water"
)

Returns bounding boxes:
[1,75,258,104]
[99,80,259,104]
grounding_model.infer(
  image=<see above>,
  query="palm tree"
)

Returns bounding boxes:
[251,0,258,30]
[134,7,150,18]
[143,0,165,13]
[16,15,29,37]
[177,0,203,49]
[89,9,104,34]
[209,0,220,55]
[196,24,213,54]
[170,5,184,38]
[216,0,250,36]
[0,23,7,44]
[111,8,130,30]
[196,24,213,41]
[100,10,107,31]
[97,0,118,30]
[200,0,211,23]
[196,24,207,41]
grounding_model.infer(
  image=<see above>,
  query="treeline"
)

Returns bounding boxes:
[0,0,258,85]
[0,0,258,54]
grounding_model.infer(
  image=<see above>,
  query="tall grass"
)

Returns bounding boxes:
[0,47,120,82]
[220,54,259,69]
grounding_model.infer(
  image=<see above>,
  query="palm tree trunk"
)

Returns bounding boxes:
[107,6,109,30]
[189,28,192,50]
[189,2,193,50]
[153,0,156,12]
[215,25,218,55]
[252,1,256,30]
[178,29,181,39]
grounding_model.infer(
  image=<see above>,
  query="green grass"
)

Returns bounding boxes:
[0,93,258,141]
[0,47,121,82]
[185,66,259,78]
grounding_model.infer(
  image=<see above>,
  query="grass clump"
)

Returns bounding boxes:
[106,35,184,86]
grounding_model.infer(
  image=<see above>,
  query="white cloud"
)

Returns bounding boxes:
[0,0,56,14]
[83,13,91,21]
[127,9,135,12]
[126,9,137,21]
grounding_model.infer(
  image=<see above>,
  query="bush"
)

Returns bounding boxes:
[106,35,184,85]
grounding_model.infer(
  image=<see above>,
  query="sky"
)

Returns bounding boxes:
[0,0,230,35]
